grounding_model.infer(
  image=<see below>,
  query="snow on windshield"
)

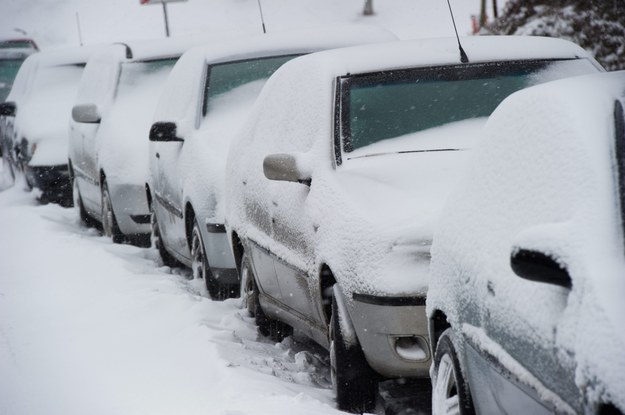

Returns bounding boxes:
[341,58,599,157]
[18,63,84,166]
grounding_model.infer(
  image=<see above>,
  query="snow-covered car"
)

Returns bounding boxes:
[69,35,233,246]
[224,36,602,413]
[147,26,396,300]
[0,38,38,103]
[0,46,99,204]
[426,71,625,415]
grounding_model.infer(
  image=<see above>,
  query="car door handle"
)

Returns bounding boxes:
[155,152,160,159]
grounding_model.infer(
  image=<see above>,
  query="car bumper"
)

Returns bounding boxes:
[202,221,238,284]
[108,182,150,236]
[24,164,71,200]
[348,293,431,378]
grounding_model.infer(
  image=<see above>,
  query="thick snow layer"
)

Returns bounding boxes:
[427,71,625,411]
[0,184,345,415]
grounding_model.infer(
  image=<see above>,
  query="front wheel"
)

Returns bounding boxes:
[330,289,378,413]
[101,180,124,244]
[432,328,475,415]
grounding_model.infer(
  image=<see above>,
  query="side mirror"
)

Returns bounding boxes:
[72,103,101,124]
[510,248,571,289]
[0,101,16,117]
[263,153,311,186]
[149,122,183,142]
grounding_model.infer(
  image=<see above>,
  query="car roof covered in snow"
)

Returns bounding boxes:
[279,35,602,77]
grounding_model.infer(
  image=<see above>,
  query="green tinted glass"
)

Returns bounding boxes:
[0,59,25,101]
[203,54,299,116]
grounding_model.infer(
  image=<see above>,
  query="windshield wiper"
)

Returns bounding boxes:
[347,148,466,160]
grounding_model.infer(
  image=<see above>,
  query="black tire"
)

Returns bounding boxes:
[101,180,124,244]
[432,328,475,415]
[330,290,378,413]
[253,276,292,342]
[239,252,257,316]
[150,204,178,267]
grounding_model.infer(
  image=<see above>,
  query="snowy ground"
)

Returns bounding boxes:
[0,161,430,415]
[0,163,345,415]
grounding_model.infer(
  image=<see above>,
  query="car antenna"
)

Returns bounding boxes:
[445,0,469,63]
[256,0,267,34]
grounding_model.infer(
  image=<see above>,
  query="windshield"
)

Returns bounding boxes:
[203,54,300,116]
[338,58,597,160]
[0,58,26,101]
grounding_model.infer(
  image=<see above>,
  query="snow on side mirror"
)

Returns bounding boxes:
[149,121,183,142]
[510,248,571,289]
[263,153,311,186]
[72,103,101,124]
[0,101,16,117]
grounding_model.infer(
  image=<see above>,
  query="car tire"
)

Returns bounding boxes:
[101,180,124,244]
[432,328,475,415]
[252,275,292,342]
[329,289,378,413]
[239,252,257,316]
[150,204,178,267]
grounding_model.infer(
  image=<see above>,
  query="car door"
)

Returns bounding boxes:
[464,265,578,414]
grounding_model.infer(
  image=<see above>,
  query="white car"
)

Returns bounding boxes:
[0,46,100,204]
[427,71,625,415]
[147,26,395,299]
[224,36,602,413]
[69,35,234,245]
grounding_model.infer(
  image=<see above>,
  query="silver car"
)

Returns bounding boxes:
[225,36,602,413]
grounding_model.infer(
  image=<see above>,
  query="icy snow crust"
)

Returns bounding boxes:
[427,71,625,412]
[0,186,342,415]
[225,35,599,300]
[6,46,102,166]
[150,26,396,233]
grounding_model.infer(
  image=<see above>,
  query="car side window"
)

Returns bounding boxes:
[202,54,300,117]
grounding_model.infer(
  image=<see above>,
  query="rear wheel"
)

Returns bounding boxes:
[101,180,124,243]
[432,328,474,415]
[150,204,178,267]
[330,289,378,413]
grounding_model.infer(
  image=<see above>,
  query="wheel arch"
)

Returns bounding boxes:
[184,202,195,249]
[319,264,337,326]
[429,309,451,356]
[231,231,244,273]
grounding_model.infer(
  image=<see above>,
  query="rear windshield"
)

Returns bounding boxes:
[202,54,299,116]
[339,58,598,157]
[0,58,25,101]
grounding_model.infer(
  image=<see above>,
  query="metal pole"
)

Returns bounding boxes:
[75,12,84,46]
[162,2,170,37]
